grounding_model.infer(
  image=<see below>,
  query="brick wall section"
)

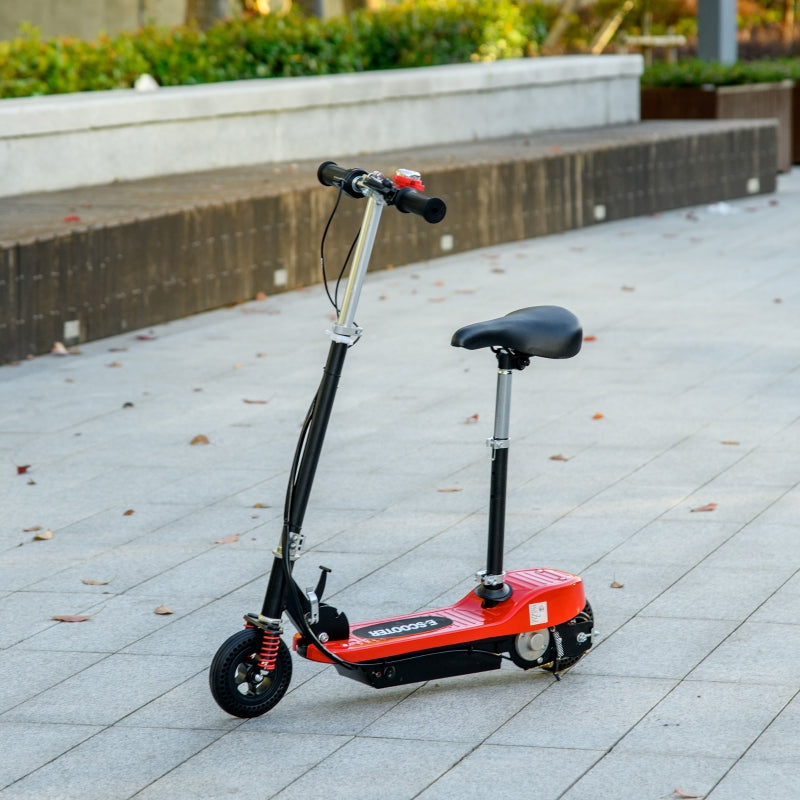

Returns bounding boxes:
[0,120,777,365]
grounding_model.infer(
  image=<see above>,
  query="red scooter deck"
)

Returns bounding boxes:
[296,567,585,664]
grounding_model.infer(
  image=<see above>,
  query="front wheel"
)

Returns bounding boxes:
[209,628,292,718]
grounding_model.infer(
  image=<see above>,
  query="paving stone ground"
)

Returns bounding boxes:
[1,168,799,800]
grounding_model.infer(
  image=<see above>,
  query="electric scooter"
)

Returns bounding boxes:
[209,162,594,718]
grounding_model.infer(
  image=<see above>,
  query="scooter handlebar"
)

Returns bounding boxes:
[317,161,368,199]
[394,187,447,224]
[317,161,446,224]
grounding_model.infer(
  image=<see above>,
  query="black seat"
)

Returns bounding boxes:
[451,306,582,360]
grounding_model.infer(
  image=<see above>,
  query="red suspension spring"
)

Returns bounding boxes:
[258,631,280,672]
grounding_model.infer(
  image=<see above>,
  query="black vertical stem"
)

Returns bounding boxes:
[260,340,348,619]
[486,447,508,577]
[289,341,348,532]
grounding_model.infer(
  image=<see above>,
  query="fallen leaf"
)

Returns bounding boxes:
[62,214,81,223]
[491,267,506,274]
[434,280,444,286]
[136,333,156,341]
[122,402,134,409]
[621,285,635,292]
[190,434,210,445]
[253,503,270,509]
[593,412,604,420]
[123,509,135,516]
[234,362,242,369]
[52,614,90,623]
[721,440,740,446]
[27,479,36,485]
[107,361,122,368]
[671,790,701,799]
[34,529,54,541]
[51,341,69,355]
[214,534,240,544]
[81,578,109,586]
[463,413,479,424]
[437,487,463,493]
[610,580,624,589]
[550,454,568,461]
[429,297,447,303]
[691,502,717,513]
[109,347,128,352]
[23,525,42,532]
[17,465,31,475]
[769,199,779,206]
[243,399,269,405]
[154,605,173,615]
[583,335,597,342]
[255,291,268,301]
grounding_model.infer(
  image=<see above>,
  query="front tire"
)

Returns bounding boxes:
[209,628,292,718]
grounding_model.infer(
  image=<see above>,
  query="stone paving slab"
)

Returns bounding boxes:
[1,169,799,799]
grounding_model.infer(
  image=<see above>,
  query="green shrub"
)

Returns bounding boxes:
[0,1,553,99]
[641,57,800,87]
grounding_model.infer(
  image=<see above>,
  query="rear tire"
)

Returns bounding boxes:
[209,628,292,718]
[543,601,594,673]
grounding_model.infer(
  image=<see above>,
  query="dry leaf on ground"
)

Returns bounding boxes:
[33,529,54,541]
[154,605,173,615]
[610,580,624,589]
[190,434,210,445]
[214,534,240,544]
[123,509,135,516]
[550,454,568,461]
[51,341,69,355]
[691,502,717,513]
[23,525,42,532]
[81,579,109,586]
[52,614,91,623]
[593,412,605,420]
[243,399,269,404]
[17,465,31,475]
[437,487,462,493]
[463,413,479,424]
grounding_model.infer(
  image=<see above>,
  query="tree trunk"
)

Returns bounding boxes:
[186,0,229,28]
[782,0,795,50]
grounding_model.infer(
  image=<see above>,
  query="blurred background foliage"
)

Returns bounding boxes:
[0,0,797,98]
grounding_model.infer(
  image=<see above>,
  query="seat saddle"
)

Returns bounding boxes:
[451,305,582,360]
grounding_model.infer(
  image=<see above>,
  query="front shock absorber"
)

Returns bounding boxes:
[258,630,281,672]
[244,613,282,672]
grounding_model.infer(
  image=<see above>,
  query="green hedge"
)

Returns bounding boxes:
[0,1,553,99]
[641,57,800,88]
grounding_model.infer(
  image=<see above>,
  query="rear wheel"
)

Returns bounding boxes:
[209,628,292,718]
[543,601,594,673]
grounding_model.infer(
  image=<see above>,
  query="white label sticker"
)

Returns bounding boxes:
[528,602,548,626]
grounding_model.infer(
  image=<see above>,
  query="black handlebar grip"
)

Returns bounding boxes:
[317,161,367,199]
[394,187,447,224]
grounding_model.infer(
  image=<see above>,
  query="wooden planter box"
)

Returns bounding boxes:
[641,81,795,171]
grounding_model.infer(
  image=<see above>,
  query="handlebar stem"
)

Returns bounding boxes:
[329,180,387,343]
